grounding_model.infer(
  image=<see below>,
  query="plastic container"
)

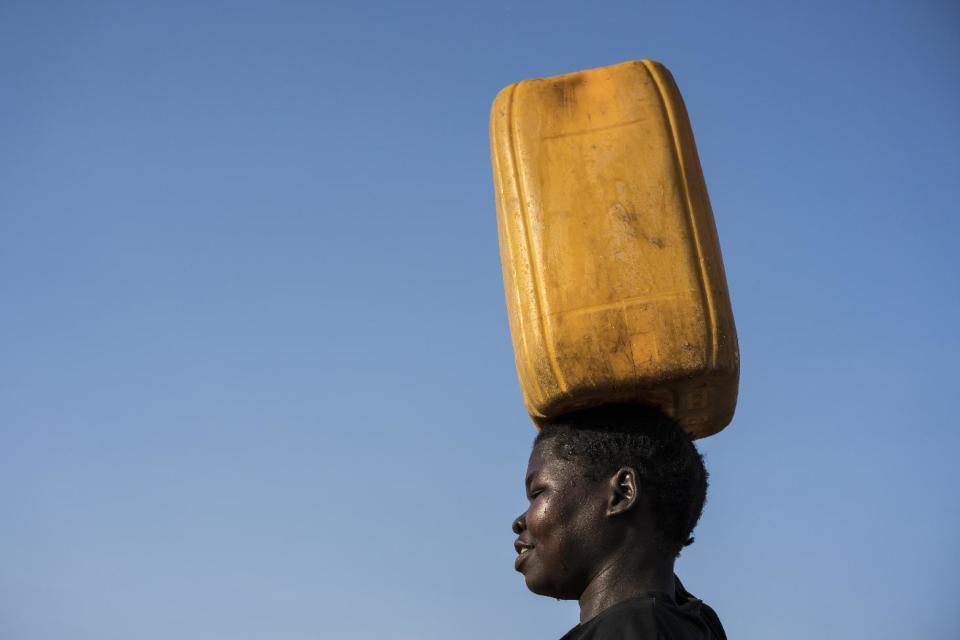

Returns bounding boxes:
[490,60,738,438]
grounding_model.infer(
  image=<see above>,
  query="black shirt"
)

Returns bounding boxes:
[559,576,726,640]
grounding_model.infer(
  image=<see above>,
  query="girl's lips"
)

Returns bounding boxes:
[514,545,533,571]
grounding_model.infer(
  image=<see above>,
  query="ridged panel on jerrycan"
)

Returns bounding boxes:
[490,60,739,439]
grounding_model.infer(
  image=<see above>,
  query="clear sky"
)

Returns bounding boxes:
[2,1,958,638]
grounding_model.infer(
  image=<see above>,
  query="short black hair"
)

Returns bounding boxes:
[534,403,709,558]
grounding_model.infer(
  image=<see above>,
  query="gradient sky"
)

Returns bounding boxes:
[2,1,958,639]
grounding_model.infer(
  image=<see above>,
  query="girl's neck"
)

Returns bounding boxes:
[577,550,675,624]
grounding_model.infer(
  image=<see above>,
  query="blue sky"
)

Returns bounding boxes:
[2,1,958,638]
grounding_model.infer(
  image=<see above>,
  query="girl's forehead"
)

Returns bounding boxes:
[526,439,557,471]
[526,441,584,482]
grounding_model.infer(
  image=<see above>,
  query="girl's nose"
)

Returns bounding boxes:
[512,513,526,534]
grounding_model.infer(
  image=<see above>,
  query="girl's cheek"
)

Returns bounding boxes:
[527,499,552,534]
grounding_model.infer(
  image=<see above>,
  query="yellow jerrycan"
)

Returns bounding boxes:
[490,60,738,438]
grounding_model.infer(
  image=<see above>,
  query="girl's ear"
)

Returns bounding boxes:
[606,467,639,517]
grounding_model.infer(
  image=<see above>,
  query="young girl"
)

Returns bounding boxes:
[512,405,727,640]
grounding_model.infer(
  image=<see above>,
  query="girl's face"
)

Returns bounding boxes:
[511,442,608,599]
